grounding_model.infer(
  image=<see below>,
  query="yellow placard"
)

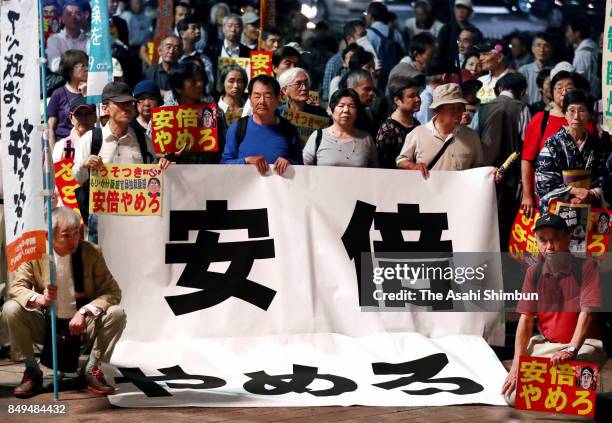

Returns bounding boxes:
[218,57,251,74]
[225,109,243,126]
[89,164,163,216]
[282,108,329,146]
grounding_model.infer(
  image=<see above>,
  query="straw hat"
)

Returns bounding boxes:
[429,83,468,109]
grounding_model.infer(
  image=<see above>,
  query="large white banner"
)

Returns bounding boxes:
[99,165,507,407]
[0,0,47,272]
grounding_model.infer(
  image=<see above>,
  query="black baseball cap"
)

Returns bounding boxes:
[475,39,511,57]
[102,81,136,103]
[69,96,96,114]
[534,214,570,232]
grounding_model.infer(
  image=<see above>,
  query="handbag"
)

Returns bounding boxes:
[40,316,82,373]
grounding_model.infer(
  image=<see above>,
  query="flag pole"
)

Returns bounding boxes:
[259,0,268,50]
[37,0,59,401]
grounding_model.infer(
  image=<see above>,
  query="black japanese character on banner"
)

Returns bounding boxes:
[3,53,24,79]
[3,80,21,104]
[371,353,483,395]
[244,364,358,397]
[8,119,33,176]
[13,181,25,229]
[115,365,226,397]
[342,201,453,308]
[7,10,19,34]
[165,200,276,315]
[6,106,16,128]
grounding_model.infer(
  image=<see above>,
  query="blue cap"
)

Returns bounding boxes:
[133,80,162,102]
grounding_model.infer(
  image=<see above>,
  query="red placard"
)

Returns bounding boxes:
[54,159,82,220]
[250,51,273,78]
[587,207,611,255]
[509,202,611,263]
[150,104,219,154]
[515,356,598,418]
[508,207,541,265]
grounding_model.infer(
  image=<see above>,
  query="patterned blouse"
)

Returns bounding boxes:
[375,117,419,169]
[535,126,608,211]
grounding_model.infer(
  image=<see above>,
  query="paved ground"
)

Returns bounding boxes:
[0,356,608,422]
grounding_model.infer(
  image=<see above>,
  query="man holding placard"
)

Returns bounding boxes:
[501,214,606,405]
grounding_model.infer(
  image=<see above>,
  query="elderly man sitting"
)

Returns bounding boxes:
[501,214,606,405]
[396,83,483,177]
[2,207,126,398]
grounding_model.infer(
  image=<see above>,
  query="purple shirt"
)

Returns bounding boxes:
[48,85,81,140]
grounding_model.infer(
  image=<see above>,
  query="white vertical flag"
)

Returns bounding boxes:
[0,0,47,271]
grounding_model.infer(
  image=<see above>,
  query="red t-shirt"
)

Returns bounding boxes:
[516,258,600,344]
[521,112,594,161]
[522,113,567,161]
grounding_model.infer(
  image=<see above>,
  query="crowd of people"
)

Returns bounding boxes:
[39,0,612,236]
[0,0,611,401]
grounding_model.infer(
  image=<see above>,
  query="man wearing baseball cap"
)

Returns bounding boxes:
[501,214,605,405]
[475,39,511,104]
[396,83,483,177]
[73,82,154,237]
[241,12,260,50]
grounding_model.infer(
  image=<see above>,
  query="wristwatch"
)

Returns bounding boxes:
[564,346,578,357]
[79,307,87,316]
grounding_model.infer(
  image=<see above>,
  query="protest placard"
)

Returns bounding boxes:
[515,355,598,418]
[282,108,329,146]
[89,164,163,216]
[151,104,219,154]
[54,159,81,218]
[250,51,273,78]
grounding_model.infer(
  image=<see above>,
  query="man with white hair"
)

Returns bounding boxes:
[2,207,126,398]
[278,67,328,118]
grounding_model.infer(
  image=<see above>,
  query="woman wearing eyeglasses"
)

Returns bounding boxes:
[520,70,595,218]
[535,89,609,212]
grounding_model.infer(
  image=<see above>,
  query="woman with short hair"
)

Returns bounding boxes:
[303,89,378,167]
[47,49,88,148]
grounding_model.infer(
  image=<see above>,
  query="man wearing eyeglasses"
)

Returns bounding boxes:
[46,1,90,73]
[278,68,328,119]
